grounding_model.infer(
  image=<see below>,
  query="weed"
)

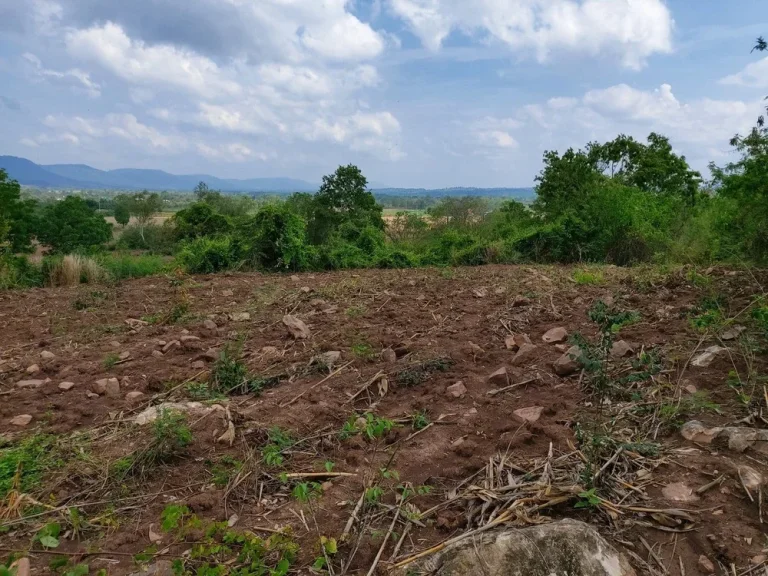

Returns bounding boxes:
[35,522,61,549]
[160,504,190,532]
[102,353,120,369]
[141,313,162,325]
[292,482,322,502]
[345,305,367,318]
[323,461,335,473]
[686,268,712,288]
[0,434,59,497]
[396,357,453,387]
[752,305,768,336]
[587,300,640,333]
[339,414,396,441]
[410,410,430,431]
[262,427,295,468]
[207,456,243,488]
[688,295,726,333]
[365,486,384,504]
[573,269,604,285]
[210,345,254,395]
[185,382,225,401]
[574,488,601,509]
[440,268,455,279]
[351,342,375,360]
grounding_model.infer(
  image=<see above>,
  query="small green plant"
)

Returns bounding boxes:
[587,300,640,333]
[365,486,384,504]
[752,305,768,336]
[396,358,453,387]
[339,414,396,441]
[292,482,322,503]
[102,353,120,369]
[210,345,256,395]
[207,456,243,488]
[140,313,162,325]
[164,301,190,325]
[160,504,190,532]
[410,410,430,431]
[35,522,61,549]
[351,342,375,360]
[688,296,725,333]
[686,268,712,288]
[345,305,367,318]
[323,461,335,473]
[185,382,225,401]
[262,427,295,468]
[0,434,59,498]
[574,488,601,509]
[573,269,604,285]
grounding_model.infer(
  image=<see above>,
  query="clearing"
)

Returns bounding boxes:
[1,264,767,575]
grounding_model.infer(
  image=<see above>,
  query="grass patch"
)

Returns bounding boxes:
[587,300,640,333]
[351,342,375,360]
[339,413,396,441]
[99,253,170,280]
[396,357,453,387]
[103,353,120,369]
[573,269,604,285]
[0,434,58,497]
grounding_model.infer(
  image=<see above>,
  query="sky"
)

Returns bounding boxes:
[0,0,766,188]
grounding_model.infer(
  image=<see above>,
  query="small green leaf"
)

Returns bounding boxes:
[39,535,60,548]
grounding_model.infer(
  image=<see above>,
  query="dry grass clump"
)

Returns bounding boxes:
[48,254,107,287]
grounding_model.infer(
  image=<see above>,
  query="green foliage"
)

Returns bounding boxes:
[116,223,176,254]
[238,204,309,270]
[113,201,131,227]
[37,196,113,253]
[574,488,601,509]
[177,236,240,274]
[587,300,640,333]
[209,345,270,395]
[292,482,322,503]
[0,254,43,289]
[35,522,61,549]
[160,504,190,532]
[262,427,295,468]
[0,169,37,253]
[173,202,232,241]
[573,269,604,285]
[0,434,57,497]
[98,253,169,280]
[103,353,120,369]
[410,410,430,431]
[339,413,396,441]
[151,409,193,459]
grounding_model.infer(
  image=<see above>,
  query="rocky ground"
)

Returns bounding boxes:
[1,264,767,575]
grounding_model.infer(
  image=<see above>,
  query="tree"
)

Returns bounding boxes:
[37,196,112,252]
[754,36,767,126]
[173,202,232,241]
[114,201,131,227]
[429,197,488,228]
[239,204,309,270]
[310,165,383,244]
[532,148,602,219]
[127,191,162,241]
[0,169,37,253]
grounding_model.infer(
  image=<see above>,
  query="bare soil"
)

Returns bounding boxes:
[1,264,767,575]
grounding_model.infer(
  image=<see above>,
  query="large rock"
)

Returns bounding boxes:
[282,315,311,339]
[505,334,532,351]
[392,519,635,576]
[542,327,568,344]
[553,346,582,377]
[488,367,509,387]
[511,343,538,366]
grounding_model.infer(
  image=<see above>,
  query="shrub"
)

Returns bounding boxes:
[172,202,232,241]
[116,223,176,254]
[37,196,113,253]
[99,253,170,280]
[238,204,310,270]
[44,254,108,287]
[0,253,43,289]
[177,236,240,274]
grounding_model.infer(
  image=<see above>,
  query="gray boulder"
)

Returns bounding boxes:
[392,519,635,576]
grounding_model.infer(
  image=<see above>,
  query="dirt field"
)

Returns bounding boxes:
[1,265,767,575]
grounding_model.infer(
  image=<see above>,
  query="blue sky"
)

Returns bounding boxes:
[0,0,766,188]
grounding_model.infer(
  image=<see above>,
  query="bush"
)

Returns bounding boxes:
[239,204,310,270]
[177,236,240,274]
[0,253,43,289]
[99,253,171,280]
[172,202,232,241]
[37,196,113,253]
[116,223,176,254]
[44,254,108,287]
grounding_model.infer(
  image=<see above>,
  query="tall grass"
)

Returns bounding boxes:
[99,253,171,280]
[46,254,107,287]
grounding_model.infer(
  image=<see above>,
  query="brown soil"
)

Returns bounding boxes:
[0,265,767,575]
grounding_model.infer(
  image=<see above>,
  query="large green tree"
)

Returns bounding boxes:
[532,148,602,219]
[37,196,112,252]
[0,169,37,253]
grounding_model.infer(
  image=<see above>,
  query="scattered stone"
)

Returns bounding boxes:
[152,350,164,358]
[181,335,201,343]
[228,312,250,322]
[555,343,569,352]
[656,305,675,320]
[162,340,180,354]
[86,391,98,399]
[698,555,716,574]
[720,427,758,452]
[721,325,746,341]
[680,421,722,445]
[10,414,33,427]
[157,340,167,347]
[488,367,509,387]
[610,340,634,358]
[511,295,531,307]
[381,348,397,363]
[40,350,55,360]
[683,381,698,394]
[203,319,218,331]
[472,288,487,298]
[58,381,75,391]
[222,289,234,297]
[505,333,531,351]
[118,351,131,360]
[126,391,145,403]
[316,351,341,368]
[309,298,327,308]
[390,519,635,576]
[300,286,311,293]
[201,349,219,362]
[751,555,767,566]
[125,318,149,329]
[691,346,728,368]
[511,343,538,366]
[514,406,543,423]
[26,364,40,375]
[553,346,582,377]
[135,402,223,425]
[290,275,300,282]
[148,524,163,544]
[446,381,467,399]
[662,482,699,502]
[191,361,206,370]
[542,327,568,344]
[282,315,311,339]
[92,377,120,396]
[738,465,763,490]
[261,346,279,356]
[17,379,45,389]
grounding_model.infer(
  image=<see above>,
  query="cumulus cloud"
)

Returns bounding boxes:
[197,143,271,162]
[389,0,674,69]
[23,53,101,97]
[720,56,768,88]
[66,22,241,98]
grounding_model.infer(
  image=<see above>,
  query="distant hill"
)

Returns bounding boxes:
[1,156,317,193]
[1,156,535,198]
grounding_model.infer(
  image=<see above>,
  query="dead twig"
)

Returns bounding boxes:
[281,361,353,407]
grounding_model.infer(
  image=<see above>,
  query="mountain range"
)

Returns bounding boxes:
[0,155,534,198]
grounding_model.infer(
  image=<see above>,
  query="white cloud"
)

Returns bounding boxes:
[477,130,518,148]
[720,56,768,88]
[257,64,333,96]
[23,52,101,97]
[299,11,384,60]
[389,0,674,69]
[197,142,271,162]
[105,113,184,150]
[43,114,102,136]
[66,22,241,98]
[470,116,521,150]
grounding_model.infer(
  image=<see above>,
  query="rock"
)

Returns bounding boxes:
[135,402,223,425]
[511,295,531,307]
[662,482,699,502]
[300,286,311,293]
[105,378,121,398]
[191,360,206,370]
[683,382,697,394]
[201,348,219,362]
[40,350,55,360]
[719,427,758,452]
[125,318,149,329]
[751,555,767,566]
[698,555,716,574]
[282,315,311,339]
[656,305,675,320]
[290,275,300,282]
[381,348,397,363]
[316,351,341,368]
[92,377,120,396]
[17,379,45,389]
[162,340,180,354]
[472,288,487,298]
[309,298,327,308]
[610,340,634,358]
[553,346,582,376]
[222,289,234,297]
[446,381,467,399]
[505,333,531,351]
[692,346,728,368]
[488,367,508,387]
[721,325,746,341]
[26,364,40,375]
[261,346,279,356]
[680,421,722,445]
[203,319,218,331]
[511,343,538,366]
[542,327,568,344]
[514,406,543,423]
[10,414,33,427]
[738,465,763,490]
[9,559,30,576]
[228,312,250,322]
[181,335,201,343]
[152,350,164,358]
[390,519,635,576]
[58,381,75,391]
[126,391,145,403]
[119,351,131,360]
[110,340,122,348]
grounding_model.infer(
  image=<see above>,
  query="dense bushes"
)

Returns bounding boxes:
[37,196,113,253]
